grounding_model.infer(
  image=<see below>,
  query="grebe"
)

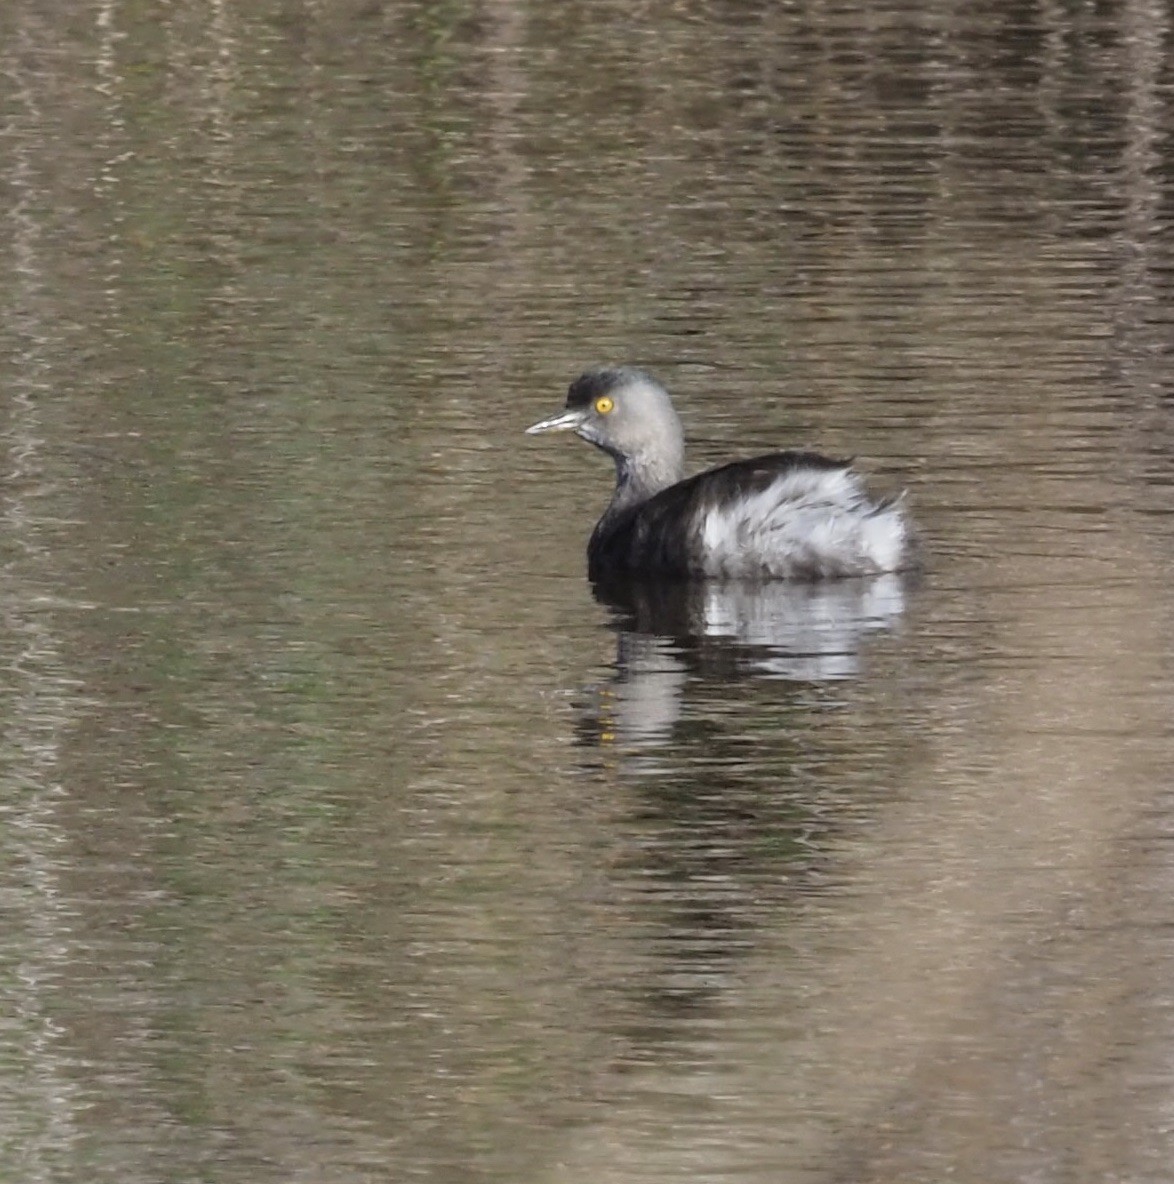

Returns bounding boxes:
[526,367,914,581]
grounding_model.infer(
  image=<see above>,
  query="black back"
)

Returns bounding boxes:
[588,451,850,581]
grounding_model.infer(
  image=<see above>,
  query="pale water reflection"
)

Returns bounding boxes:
[3,0,1174,1182]
[597,574,910,688]
[580,575,909,766]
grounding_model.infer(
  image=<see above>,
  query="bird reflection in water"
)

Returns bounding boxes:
[577,574,911,753]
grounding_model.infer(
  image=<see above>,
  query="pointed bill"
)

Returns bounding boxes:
[525,408,587,435]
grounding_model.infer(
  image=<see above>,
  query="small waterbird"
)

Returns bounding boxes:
[526,366,914,581]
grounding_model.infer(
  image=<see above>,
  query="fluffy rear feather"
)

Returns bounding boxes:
[589,452,911,581]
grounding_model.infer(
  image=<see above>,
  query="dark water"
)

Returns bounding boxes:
[4,1,1174,1180]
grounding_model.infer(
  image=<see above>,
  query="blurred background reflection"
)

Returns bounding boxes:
[3,1,1174,1181]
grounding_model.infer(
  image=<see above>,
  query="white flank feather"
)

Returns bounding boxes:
[697,466,908,579]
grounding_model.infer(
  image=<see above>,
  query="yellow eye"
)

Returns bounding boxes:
[594,396,614,415]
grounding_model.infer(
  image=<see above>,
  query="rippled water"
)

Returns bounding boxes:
[4,1,1174,1181]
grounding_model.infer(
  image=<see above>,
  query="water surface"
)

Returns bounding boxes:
[3,1,1174,1181]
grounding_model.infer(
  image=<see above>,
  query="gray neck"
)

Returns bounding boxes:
[608,444,684,513]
